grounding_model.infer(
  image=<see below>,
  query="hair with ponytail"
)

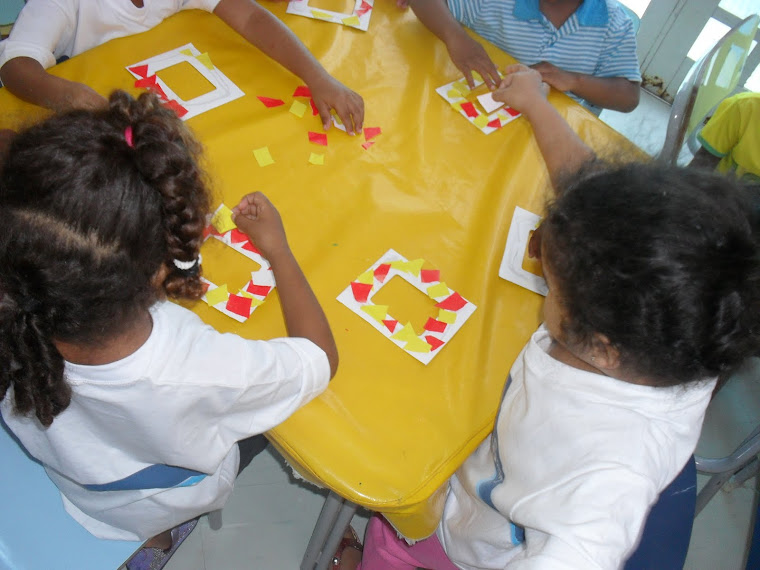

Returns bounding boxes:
[0,91,211,426]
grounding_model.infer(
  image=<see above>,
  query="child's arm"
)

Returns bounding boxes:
[232,192,339,378]
[531,61,640,112]
[214,0,364,134]
[0,57,108,112]
[407,0,500,89]
[493,65,595,191]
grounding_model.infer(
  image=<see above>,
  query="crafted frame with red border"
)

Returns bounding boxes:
[200,205,276,323]
[337,249,477,364]
[435,74,521,135]
[286,0,374,31]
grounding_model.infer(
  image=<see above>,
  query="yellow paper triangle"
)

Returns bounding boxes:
[253,147,275,167]
[290,100,308,118]
[238,290,265,306]
[311,10,333,20]
[356,270,374,284]
[342,15,361,26]
[406,259,424,277]
[391,322,418,343]
[195,52,214,70]
[426,282,450,299]
[205,283,229,306]
[180,48,194,57]
[473,114,489,128]
[447,88,464,100]
[211,204,237,234]
[405,337,432,353]
[437,309,457,324]
[308,152,325,165]
[361,304,388,322]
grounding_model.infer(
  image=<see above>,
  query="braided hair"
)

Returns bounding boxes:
[0,90,211,426]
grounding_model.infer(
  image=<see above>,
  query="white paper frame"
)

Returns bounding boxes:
[286,0,374,31]
[337,249,477,364]
[498,206,547,296]
[435,75,521,135]
[126,43,244,121]
[201,206,276,322]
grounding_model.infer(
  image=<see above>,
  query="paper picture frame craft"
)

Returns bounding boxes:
[127,44,244,121]
[200,204,276,322]
[498,206,547,296]
[436,74,521,135]
[337,249,477,364]
[286,0,374,31]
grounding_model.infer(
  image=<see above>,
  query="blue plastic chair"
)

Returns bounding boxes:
[624,457,697,569]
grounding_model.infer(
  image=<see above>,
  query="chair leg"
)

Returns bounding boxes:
[207,509,223,531]
[314,498,358,570]
[300,491,358,570]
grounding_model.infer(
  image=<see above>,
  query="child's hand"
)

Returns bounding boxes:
[61,82,108,112]
[445,31,500,90]
[396,0,409,7]
[492,65,549,114]
[309,74,365,135]
[530,61,578,93]
[231,192,290,260]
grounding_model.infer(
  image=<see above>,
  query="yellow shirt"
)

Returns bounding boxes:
[698,92,760,180]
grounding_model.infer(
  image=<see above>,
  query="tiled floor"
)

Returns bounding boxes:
[160,90,759,569]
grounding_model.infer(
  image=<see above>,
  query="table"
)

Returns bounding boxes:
[0,4,636,569]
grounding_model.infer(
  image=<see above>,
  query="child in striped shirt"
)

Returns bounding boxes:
[406,0,641,112]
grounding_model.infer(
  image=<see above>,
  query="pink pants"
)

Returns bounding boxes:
[357,515,459,570]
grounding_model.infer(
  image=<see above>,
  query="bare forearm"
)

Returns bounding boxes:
[408,0,463,44]
[571,75,640,112]
[523,99,595,192]
[267,248,338,377]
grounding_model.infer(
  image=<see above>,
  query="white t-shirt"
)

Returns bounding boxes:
[437,326,715,569]
[1,301,330,541]
[0,0,221,70]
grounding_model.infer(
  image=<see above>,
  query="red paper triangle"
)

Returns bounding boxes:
[226,294,253,318]
[487,119,502,129]
[229,228,249,243]
[147,83,169,101]
[363,127,382,141]
[374,263,391,282]
[257,96,285,108]
[435,291,467,311]
[356,0,373,15]
[134,75,158,88]
[361,141,375,150]
[310,98,319,116]
[425,335,445,351]
[308,131,328,146]
[293,86,312,98]
[505,107,520,117]
[420,269,440,283]
[242,241,261,254]
[129,64,149,78]
[423,317,447,333]
[164,100,188,118]
[201,282,210,293]
[383,319,398,333]
[246,283,272,297]
[460,102,478,118]
[350,281,373,303]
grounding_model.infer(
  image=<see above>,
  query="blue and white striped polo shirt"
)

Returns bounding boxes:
[447,0,641,89]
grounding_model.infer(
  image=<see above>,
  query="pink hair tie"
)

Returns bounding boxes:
[124,126,134,148]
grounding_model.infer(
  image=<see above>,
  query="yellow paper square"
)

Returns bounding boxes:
[473,114,489,129]
[361,304,389,322]
[195,52,214,70]
[405,337,432,353]
[437,309,457,324]
[426,282,450,299]
[290,100,308,118]
[211,204,237,234]
[342,15,361,26]
[205,283,229,306]
[308,152,325,166]
[253,147,275,167]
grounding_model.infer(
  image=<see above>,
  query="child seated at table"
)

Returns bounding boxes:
[334,66,760,569]
[405,0,640,113]
[0,0,364,133]
[0,90,338,565]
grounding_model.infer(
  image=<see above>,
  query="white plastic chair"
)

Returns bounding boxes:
[657,14,759,165]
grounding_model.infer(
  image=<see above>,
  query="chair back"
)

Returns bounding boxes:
[657,14,759,165]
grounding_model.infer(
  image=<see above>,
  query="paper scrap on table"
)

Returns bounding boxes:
[293,85,311,98]
[308,152,325,165]
[258,96,285,108]
[337,249,476,364]
[498,206,547,296]
[308,131,328,146]
[127,43,243,121]
[435,73,520,135]
[253,147,275,167]
[201,204,277,322]
[364,126,381,141]
[286,0,375,32]
[290,100,308,118]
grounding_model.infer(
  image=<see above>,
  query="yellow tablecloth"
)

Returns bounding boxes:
[0,3,636,539]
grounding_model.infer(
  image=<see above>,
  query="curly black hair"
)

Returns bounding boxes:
[0,91,212,426]
[541,161,760,386]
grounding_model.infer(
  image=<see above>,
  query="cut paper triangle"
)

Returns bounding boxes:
[134,75,158,88]
[426,282,449,299]
[356,270,374,285]
[383,319,398,333]
[342,15,361,26]
[310,98,319,116]
[435,291,468,311]
[425,335,445,351]
[420,269,440,283]
[473,114,489,128]
[350,281,373,303]
[246,283,272,297]
[229,228,249,244]
[290,100,308,118]
[293,86,311,98]
[356,0,373,16]
[423,317,447,333]
[447,88,463,99]
[437,309,457,324]
[453,81,469,96]
[195,52,214,70]
[405,258,424,277]
[164,100,188,118]
[374,263,391,282]
[129,64,149,78]
[364,127,382,141]
[226,294,253,317]
[311,9,333,20]
[211,205,237,234]
[179,48,194,57]
[205,283,229,306]
[405,337,432,353]
[253,147,275,167]
[257,96,285,108]
[460,102,479,118]
[361,141,375,150]
[391,322,418,343]
[361,304,388,322]
[242,241,261,254]
[487,118,502,129]
[505,107,521,117]
[308,131,328,146]
[147,83,169,101]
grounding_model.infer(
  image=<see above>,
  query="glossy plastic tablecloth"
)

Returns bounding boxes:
[0,4,637,540]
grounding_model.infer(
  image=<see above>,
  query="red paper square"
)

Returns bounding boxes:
[226,294,253,318]
[435,291,467,311]
[257,96,285,108]
[460,102,478,118]
[350,281,373,303]
[420,269,440,283]
[246,283,272,297]
[164,100,188,118]
[364,127,382,141]
[423,318,447,333]
[374,263,391,282]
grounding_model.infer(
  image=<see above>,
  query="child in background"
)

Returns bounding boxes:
[0,0,364,134]
[405,0,640,113]
[336,67,760,569]
[0,91,338,561]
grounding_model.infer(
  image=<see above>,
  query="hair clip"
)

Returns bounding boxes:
[173,254,202,274]
[124,126,134,148]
